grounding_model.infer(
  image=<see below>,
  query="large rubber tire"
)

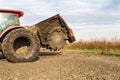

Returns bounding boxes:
[48,31,66,50]
[2,28,40,63]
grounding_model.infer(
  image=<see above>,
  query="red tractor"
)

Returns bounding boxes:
[0,9,75,63]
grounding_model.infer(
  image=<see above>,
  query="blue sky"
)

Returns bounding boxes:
[0,0,120,40]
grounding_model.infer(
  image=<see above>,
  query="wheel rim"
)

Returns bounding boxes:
[13,37,31,57]
[52,33,63,43]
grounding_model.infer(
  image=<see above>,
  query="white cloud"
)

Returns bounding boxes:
[71,23,120,40]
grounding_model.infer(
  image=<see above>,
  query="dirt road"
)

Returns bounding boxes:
[0,50,120,80]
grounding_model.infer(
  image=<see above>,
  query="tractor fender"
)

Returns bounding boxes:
[0,26,24,39]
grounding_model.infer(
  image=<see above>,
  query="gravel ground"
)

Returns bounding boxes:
[0,50,120,80]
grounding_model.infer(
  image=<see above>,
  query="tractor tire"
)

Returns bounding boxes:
[48,31,66,50]
[2,28,40,63]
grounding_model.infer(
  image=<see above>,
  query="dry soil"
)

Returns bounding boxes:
[0,50,120,80]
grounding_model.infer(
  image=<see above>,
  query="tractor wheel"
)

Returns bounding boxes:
[2,28,40,63]
[48,31,66,50]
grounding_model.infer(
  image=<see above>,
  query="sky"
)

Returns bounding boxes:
[0,0,120,41]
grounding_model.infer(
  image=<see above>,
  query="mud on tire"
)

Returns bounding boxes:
[48,31,66,50]
[2,28,40,63]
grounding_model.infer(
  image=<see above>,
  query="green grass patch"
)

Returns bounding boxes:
[64,48,120,55]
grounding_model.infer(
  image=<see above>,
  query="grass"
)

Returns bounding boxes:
[64,39,120,54]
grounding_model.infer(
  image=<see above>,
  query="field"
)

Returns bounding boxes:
[0,39,120,80]
[65,39,120,54]
[0,50,120,80]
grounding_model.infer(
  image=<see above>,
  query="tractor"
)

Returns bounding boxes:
[0,9,75,63]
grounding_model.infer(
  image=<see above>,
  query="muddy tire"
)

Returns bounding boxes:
[48,31,66,50]
[2,28,40,63]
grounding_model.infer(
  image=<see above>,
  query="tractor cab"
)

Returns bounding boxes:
[0,9,23,32]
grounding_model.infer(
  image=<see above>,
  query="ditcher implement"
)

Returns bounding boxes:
[0,9,75,63]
